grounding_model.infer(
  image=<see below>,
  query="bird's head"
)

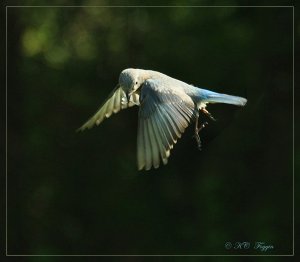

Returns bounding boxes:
[119,68,143,99]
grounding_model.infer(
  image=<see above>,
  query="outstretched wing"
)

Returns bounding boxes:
[78,85,139,131]
[137,79,196,170]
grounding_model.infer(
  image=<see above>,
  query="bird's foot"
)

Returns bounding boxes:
[201,108,216,121]
[193,121,208,150]
[196,121,208,133]
[194,133,202,150]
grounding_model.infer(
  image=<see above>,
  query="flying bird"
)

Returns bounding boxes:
[78,68,247,170]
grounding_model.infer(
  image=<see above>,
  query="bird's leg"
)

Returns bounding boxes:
[194,116,201,150]
[194,114,208,150]
[201,108,216,121]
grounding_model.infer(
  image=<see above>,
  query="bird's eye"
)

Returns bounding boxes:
[135,81,138,85]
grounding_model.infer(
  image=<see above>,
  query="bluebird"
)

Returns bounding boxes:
[78,68,247,170]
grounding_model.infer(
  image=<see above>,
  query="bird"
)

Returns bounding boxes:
[78,68,247,171]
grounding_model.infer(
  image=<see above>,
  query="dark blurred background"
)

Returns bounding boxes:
[6,0,294,257]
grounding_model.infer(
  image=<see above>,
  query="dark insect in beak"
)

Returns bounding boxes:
[126,92,130,102]
[127,90,134,102]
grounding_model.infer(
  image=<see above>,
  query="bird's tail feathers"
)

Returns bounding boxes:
[204,93,247,106]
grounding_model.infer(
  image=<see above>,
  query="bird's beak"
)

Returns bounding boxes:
[128,90,134,97]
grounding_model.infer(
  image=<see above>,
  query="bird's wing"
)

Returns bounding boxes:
[137,79,196,170]
[77,85,139,131]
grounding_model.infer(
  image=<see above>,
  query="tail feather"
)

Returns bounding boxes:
[205,93,247,106]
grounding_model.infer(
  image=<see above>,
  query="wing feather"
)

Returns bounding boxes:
[156,106,175,148]
[152,109,171,153]
[148,118,160,169]
[143,119,152,170]
[113,88,121,113]
[150,117,169,164]
[137,79,196,170]
[137,118,145,170]
[77,85,139,131]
